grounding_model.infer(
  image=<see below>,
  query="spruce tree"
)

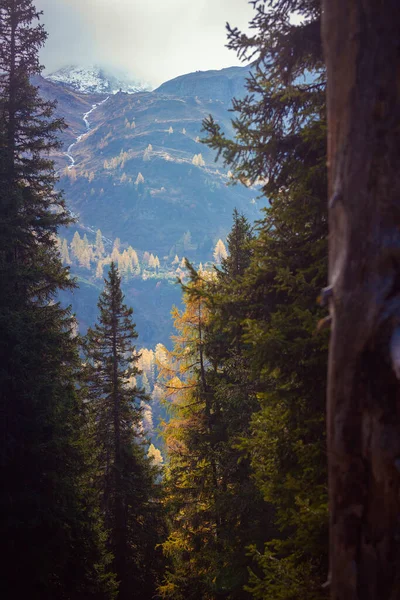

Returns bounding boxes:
[0,1,113,597]
[83,262,164,600]
[203,2,329,598]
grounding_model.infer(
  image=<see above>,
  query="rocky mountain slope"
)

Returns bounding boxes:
[36,65,261,347]
[46,64,149,95]
[155,65,251,103]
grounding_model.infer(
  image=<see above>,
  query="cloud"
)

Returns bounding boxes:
[36,0,253,87]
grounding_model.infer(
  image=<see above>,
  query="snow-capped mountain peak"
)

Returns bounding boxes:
[46,65,150,95]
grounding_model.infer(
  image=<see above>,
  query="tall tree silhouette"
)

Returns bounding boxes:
[0,1,114,598]
[83,262,164,600]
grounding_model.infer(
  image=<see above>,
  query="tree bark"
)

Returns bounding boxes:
[322,2,400,598]
[111,309,127,598]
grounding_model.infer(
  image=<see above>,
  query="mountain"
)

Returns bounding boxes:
[36,64,262,347]
[155,65,252,104]
[56,87,260,258]
[46,65,149,95]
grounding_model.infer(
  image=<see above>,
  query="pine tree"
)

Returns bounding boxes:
[203,2,328,598]
[0,1,113,597]
[220,209,253,279]
[82,263,164,600]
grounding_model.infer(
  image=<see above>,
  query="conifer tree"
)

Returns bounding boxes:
[203,2,328,597]
[82,263,164,600]
[0,1,113,597]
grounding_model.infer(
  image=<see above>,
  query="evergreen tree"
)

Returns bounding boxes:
[82,263,165,600]
[203,2,329,598]
[0,1,113,597]
[220,209,253,279]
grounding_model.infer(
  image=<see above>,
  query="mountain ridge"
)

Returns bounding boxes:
[155,64,252,104]
[46,64,150,95]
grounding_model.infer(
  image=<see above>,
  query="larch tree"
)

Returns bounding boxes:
[71,230,83,259]
[135,172,144,185]
[322,2,400,598]
[0,1,113,597]
[96,228,105,257]
[61,237,71,265]
[158,274,217,600]
[159,232,270,599]
[213,239,228,265]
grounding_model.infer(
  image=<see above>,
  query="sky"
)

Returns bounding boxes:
[36,0,255,88]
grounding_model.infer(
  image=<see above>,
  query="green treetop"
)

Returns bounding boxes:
[83,262,165,600]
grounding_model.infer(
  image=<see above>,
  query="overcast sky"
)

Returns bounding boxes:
[35,0,255,88]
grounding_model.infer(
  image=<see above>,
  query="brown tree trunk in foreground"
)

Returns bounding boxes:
[322,2,400,599]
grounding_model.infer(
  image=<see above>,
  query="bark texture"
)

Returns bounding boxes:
[322,2,400,598]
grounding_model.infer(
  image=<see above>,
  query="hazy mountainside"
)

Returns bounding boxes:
[155,65,252,103]
[32,74,105,147]
[57,88,260,257]
[36,65,261,347]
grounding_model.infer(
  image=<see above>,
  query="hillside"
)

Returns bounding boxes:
[155,65,252,103]
[36,65,262,346]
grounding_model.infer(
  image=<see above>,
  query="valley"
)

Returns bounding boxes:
[39,64,264,448]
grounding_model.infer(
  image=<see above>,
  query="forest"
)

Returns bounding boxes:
[1,1,399,600]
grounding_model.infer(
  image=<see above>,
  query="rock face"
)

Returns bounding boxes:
[155,65,252,104]
[46,65,149,95]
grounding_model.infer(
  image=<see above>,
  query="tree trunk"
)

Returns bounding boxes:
[322,2,400,598]
[111,311,127,598]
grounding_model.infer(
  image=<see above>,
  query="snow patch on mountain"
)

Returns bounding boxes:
[46,65,150,95]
